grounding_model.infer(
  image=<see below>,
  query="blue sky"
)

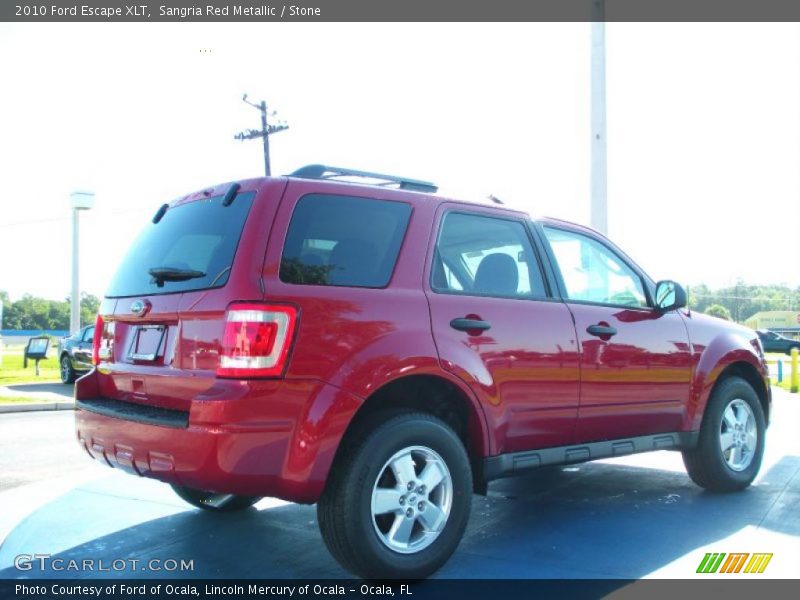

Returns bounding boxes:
[1,22,798,301]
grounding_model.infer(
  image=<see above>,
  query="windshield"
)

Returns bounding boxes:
[106,192,255,298]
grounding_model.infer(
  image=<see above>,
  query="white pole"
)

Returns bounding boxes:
[591,12,608,235]
[69,191,95,335]
[70,207,81,334]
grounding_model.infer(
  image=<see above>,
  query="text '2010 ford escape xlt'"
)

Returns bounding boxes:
[75,165,770,579]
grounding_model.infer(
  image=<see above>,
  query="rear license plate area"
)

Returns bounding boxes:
[127,325,166,361]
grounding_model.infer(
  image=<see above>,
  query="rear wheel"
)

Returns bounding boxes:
[60,355,76,384]
[317,412,472,579]
[682,376,765,492]
[171,484,261,512]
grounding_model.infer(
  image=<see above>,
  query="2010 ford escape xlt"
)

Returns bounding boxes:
[75,165,770,579]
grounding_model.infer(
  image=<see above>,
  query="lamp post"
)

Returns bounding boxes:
[69,191,95,334]
[591,1,608,235]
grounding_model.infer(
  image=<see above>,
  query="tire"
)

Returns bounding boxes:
[170,484,261,512]
[682,376,765,492]
[60,355,76,384]
[317,412,472,580]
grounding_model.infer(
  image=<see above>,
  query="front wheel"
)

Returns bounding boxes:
[171,484,261,512]
[317,412,472,580]
[682,376,766,492]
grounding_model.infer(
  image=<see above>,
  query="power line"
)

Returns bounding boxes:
[234,94,289,176]
[0,207,151,229]
[0,216,68,228]
[691,293,798,301]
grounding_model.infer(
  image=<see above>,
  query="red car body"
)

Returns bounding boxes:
[75,174,771,504]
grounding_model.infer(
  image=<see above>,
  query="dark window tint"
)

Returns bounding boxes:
[82,326,95,343]
[280,194,412,288]
[432,212,547,299]
[106,192,255,298]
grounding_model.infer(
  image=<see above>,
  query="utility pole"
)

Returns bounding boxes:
[591,0,608,235]
[234,94,289,176]
[69,191,95,334]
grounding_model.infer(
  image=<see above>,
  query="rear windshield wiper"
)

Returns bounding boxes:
[148,267,206,288]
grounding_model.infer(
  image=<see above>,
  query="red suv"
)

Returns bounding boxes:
[76,165,770,579]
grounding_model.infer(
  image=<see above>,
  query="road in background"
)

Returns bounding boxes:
[0,410,93,492]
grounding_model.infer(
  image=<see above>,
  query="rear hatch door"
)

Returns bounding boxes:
[94,179,286,412]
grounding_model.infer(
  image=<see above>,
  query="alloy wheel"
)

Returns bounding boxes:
[60,358,71,383]
[370,445,453,554]
[719,398,757,472]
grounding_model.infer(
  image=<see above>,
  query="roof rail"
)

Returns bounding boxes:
[288,164,438,193]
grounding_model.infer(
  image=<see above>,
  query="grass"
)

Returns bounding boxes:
[0,351,62,385]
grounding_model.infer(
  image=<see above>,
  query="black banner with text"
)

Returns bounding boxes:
[3,579,799,600]
[5,0,800,23]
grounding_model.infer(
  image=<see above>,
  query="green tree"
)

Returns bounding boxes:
[79,293,101,328]
[705,304,732,321]
[0,292,101,331]
[688,283,713,313]
[0,290,9,329]
[688,282,800,323]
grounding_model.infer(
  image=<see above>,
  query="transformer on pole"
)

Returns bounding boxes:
[235,94,289,176]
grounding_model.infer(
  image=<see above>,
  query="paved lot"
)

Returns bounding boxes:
[0,382,74,410]
[0,411,94,493]
[0,390,798,580]
[2,383,73,400]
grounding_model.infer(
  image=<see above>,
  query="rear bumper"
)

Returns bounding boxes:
[74,371,359,503]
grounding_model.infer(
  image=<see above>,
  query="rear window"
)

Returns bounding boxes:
[280,194,412,288]
[106,192,255,298]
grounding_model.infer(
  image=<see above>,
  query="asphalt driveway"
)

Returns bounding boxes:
[4,383,73,399]
[0,390,798,580]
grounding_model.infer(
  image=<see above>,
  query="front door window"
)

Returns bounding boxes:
[544,227,647,308]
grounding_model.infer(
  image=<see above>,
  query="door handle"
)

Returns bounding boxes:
[450,318,491,333]
[586,324,617,337]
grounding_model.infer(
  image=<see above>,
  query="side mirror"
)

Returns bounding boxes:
[654,280,687,312]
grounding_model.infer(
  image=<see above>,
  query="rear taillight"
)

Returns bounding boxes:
[92,314,104,365]
[217,303,298,378]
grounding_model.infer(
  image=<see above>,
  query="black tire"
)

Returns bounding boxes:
[682,376,765,492]
[170,484,261,512]
[60,355,76,384]
[317,412,472,580]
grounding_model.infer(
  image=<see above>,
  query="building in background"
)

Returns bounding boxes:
[745,311,800,339]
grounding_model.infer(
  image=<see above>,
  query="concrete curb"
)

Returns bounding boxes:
[0,401,75,414]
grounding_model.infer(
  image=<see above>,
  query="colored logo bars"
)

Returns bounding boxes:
[696,552,773,574]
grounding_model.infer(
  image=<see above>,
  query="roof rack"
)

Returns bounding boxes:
[288,164,438,193]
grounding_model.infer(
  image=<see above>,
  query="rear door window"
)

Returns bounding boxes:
[280,194,412,288]
[431,211,547,299]
[106,192,255,298]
